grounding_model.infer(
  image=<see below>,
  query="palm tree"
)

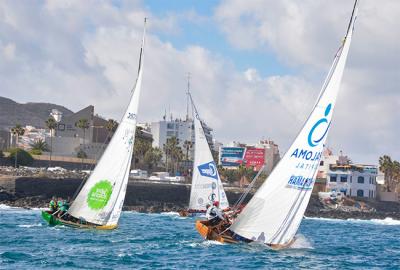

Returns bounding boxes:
[105,119,118,142]
[75,118,90,166]
[144,147,163,170]
[163,137,182,173]
[30,139,49,152]
[133,127,152,167]
[45,117,57,167]
[10,124,25,168]
[183,140,193,161]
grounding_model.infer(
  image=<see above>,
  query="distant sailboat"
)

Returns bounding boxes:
[181,93,229,216]
[196,0,359,248]
[41,19,148,230]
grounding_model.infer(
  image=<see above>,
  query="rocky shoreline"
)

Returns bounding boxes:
[1,176,399,220]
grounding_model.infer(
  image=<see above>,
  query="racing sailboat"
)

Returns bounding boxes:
[42,19,148,230]
[180,94,229,216]
[196,0,359,248]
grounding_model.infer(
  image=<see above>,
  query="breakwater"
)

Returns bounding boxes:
[0,176,399,219]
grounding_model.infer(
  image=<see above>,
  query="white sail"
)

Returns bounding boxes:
[230,3,358,245]
[188,97,229,211]
[68,20,147,226]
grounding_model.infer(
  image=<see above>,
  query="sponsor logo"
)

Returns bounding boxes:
[127,113,136,120]
[197,161,218,180]
[308,104,332,147]
[87,180,113,210]
[287,175,314,190]
[290,149,322,161]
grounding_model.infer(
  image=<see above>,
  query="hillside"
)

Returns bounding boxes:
[0,96,73,129]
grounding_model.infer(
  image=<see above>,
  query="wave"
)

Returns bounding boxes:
[290,234,314,249]
[0,204,46,212]
[17,223,43,228]
[160,211,180,216]
[0,204,23,211]
[304,216,400,226]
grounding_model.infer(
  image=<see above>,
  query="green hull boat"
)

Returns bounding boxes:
[41,211,117,230]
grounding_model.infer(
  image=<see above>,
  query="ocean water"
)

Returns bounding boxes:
[0,205,399,269]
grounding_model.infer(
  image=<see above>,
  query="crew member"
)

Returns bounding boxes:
[49,196,57,213]
[206,201,225,226]
[58,199,69,219]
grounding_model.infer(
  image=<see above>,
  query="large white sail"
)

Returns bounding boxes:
[68,20,147,226]
[188,96,229,211]
[230,2,358,245]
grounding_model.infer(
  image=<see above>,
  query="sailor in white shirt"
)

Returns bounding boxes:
[206,201,224,226]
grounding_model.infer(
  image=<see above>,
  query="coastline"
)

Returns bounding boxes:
[1,176,399,220]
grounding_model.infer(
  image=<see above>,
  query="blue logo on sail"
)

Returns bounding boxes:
[198,161,218,180]
[307,104,332,147]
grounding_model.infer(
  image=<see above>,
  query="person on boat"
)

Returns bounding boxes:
[206,201,225,226]
[58,199,69,219]
[49,196,57,213]
[56,198,64,218]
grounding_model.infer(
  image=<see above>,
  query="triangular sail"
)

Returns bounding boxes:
[230,2,358,245]
[188,95,229,211]
[68,19,147,226]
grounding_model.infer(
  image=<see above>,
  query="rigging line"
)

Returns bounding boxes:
[232,165,265,212]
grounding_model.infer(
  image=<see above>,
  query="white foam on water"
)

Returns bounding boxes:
[18,223,43,228]
[347,217,400,226]
[0,204,21,210]
[160,211,179,216]
[187,240,225,248]
[290,234,314,249]
[305,216,400,226]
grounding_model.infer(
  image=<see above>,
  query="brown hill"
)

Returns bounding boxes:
[0,96,73,130]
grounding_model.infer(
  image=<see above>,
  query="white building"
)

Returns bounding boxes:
[150,118,213,160]
[317,150,377,199]
[325,163,377,199]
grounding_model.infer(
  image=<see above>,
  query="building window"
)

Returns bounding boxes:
[167,123,174,129]
[330,176,337,182]
[340,176,347,182]
[357,176,364,184]
[58,124,65,131]
[320,161,324,166]
[357,190,364,197]
[166,131,174,136]
[350,176,352,183]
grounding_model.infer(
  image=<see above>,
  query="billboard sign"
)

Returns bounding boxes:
[220,147,265,171]
[220,147,245,167]
[243,148,265,170]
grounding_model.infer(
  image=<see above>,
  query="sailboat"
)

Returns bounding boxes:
[41,19,147,230]
[196,0,359,248]
[180,93,229,216]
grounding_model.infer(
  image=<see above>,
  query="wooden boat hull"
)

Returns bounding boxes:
[195,220,295,249]
[195,220,238,244]
[41,211,117,230]
[179,209,205,217]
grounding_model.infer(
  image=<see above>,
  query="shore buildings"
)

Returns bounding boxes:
[316,150,377,199]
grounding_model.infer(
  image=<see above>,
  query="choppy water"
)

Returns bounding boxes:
[1,205,399,269]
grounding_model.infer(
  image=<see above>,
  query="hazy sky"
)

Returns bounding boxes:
[0,0,399,164]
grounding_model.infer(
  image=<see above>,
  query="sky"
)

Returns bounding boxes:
[0,0,399,164]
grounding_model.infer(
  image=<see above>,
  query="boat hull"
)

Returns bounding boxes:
[195,220,295,249]
[41,211,117,230]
